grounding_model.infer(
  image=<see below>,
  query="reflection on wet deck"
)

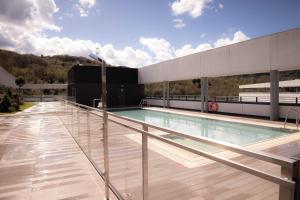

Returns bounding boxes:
[1,102,300,200]
[0,102,108,200]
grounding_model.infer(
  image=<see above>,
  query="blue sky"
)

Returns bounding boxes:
[54,0,300,48]
[0,0,299,67]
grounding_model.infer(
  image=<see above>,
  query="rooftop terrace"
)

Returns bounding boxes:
[0,102,300,200]
[0,102,109,200]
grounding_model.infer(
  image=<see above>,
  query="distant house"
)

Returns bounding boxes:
[0,65,67,91]
[0,65,18,88]
[239,79,300,103]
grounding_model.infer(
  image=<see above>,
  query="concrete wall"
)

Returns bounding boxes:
[146,99,300,120]
[239,92,300,103]
[170,100,202,110]
[239,92,300,98]
[0,66,17,88]
[217,103,270,117]
[23,95,65,102]
[139,28,300,84]
[280,106,300,120]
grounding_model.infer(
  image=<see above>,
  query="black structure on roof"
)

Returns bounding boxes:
[68,65,144,107]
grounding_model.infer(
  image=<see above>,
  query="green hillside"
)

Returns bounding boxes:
[0,49,98,84]
[0,48,299,97]
[145,71,300,97]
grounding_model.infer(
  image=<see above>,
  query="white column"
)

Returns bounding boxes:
[201,77,208,112]
[270,70,279,121]
[166,81,170,108]
[163,82,166,108]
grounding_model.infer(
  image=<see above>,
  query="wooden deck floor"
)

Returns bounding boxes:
[1,102,300,200]
[0,103,110,200]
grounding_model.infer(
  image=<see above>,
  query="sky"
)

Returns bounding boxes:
[0,0,299,68]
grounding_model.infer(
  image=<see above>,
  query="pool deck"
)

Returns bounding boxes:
[137,107,300,167]
[0,103,112,200]
[1,102,300,200]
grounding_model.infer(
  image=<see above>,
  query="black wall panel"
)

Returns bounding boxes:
[68,65,143,107]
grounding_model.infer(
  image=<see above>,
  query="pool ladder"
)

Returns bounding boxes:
[283,108,299,130]
[139,99,147,107]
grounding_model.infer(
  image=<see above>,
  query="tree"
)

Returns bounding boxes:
[192,79,201,88]
[15,77,26,105]
[15,77,26,88]
[0,94,12,112]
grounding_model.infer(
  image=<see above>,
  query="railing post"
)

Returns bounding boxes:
[77,106,80,143]
[256,97,258,103]
[279,160,299,200]
[142,124,149,200]
[101,61,110,200]
[292,159,300,200]
[87,109,91,157]
[296,97,298,105]
[71,105,74,135]
[279,185,294,200]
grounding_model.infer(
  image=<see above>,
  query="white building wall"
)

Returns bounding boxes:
[169,100,202,110]
[280,106,300,120]
[270,29,300,71]
[239,92,300,98]
[146,99,164,107]
[139,28,300,84]
[229,36,270,75]
[145,99,299,120]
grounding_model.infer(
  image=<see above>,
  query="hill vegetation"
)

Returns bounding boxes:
[144,71,300,97]
[0,48,299,97]
[0,49,98,84]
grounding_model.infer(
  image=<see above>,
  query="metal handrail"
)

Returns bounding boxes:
[107,113,295,188]
[284,108,299,130]
[108,111,296,169]
[145,95,299,104]
[92,98,101,108]
[63,99,297,169]
[139,99,148,107]
[62,100,299,200]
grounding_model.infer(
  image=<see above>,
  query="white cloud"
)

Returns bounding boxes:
[0,0,250,68]
[75,0,96,17]
[0,0,62,53]
[79,0,96,8]
[0,0,151,68]
[15,35,152,68]
[0,0,61,33]
[174,44,194,57]
[175,43,212,57]
[58,12,74,20]
[219,3,224,9]
[214,31,250,48]
[141,31,249,62]
[25,30,249,67]
[101,45,152,67]
[75,4,89,17]
[139,37,174,62]
[170,0,212,18]
[21,35,152,68]
[173,19,186,28]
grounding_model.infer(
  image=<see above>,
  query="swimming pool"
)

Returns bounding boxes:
[112,109,294,147]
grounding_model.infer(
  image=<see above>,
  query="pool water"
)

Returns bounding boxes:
[112,109,294,147]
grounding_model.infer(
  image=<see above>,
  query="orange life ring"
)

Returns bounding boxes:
[142,100,148,106]
[209,102,218,112]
